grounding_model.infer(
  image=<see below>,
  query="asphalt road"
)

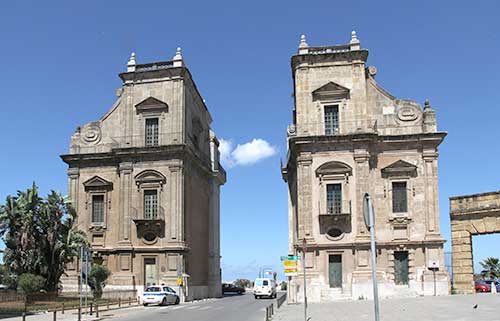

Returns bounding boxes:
[102,292,280,321]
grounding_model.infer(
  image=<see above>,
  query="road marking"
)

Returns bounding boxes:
[186,306,199,310]
[171,306,185,310]
[199,306,211,310]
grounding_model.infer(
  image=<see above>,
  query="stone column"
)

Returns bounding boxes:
[297,154,313,241]
[169,164,184,241]
[68,167,80,223]
[119,162,133,245]
[451,226,474,294]
[354,149,370,240]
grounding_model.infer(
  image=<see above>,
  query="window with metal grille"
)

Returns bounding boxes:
[144,190,158,219]
[324,105,339,135]
[145,118,159,146]
[392,182,408,213]
[326,184,342,214]
[92,195,104,223]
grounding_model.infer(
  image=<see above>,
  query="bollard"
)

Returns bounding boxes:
[77,307,81,321]
[119,298,121,307]
[96,303,99,318]
[107,301,110,310]
[128,297,131,306]
[90,302,93,316]
[53,310,56,321]
[62,302,65,314]
[22,312,26,321]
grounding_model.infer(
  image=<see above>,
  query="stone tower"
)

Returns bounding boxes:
[282,32,449,302]
[61,48,226,300]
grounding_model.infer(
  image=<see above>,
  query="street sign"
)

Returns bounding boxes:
[428,260,439,269]
[177,277,183,285]
[363,193,374,229]
[284,260,298,268]
[285,272,298,277]
[280,255,300,261]
[284,268,298,273]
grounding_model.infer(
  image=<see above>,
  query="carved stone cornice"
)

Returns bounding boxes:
[68,167,80,178]
[119,162,133,173]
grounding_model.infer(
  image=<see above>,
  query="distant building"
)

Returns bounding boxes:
[282,32,449,302]
[61,48,226,300]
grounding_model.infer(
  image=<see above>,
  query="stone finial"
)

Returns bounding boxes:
[350,30,359,44]
[350,30,360,50]
[424,99,431,110]
[127,52,136,72]
[298,34,309,54]
[173,47,183,67]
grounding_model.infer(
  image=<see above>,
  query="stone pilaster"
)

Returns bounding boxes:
[354,149,370,240]
[118,162,133,246]
[68,167,80,224]
[423,150,439,238]
[451,228,474,294]
[297,154,313,241]
[169,165,183,241]
[207,178,222,297]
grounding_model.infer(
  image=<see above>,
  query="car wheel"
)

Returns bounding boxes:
[143,303,149,307]
[254,295,258,299]
[175,297,180,305]
[161,297,167,306]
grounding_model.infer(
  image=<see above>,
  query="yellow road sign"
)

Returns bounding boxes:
[284,260,298,268]
[177,277,183,285]
[284,268,298,273]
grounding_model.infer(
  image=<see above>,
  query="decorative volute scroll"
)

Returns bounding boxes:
[394,99,422,123]
[381,160,418,178]
[134,169,167,188]
[83,176,113,191]
[80,122,102,145]
[134,97,169,114]
[312,82,350,101]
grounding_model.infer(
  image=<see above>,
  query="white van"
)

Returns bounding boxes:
[253,278,276,299]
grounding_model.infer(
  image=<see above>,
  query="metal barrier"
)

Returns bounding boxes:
[265,303,274,320]
[277,292,287,308]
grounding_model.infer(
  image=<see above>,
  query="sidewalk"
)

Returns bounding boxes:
[273,294,499,321]
[0,305,143,321]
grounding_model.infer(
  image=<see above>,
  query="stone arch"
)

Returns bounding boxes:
[315,161,352,177]
[450,191,500,294]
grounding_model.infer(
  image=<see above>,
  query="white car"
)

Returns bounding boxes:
[253,278,277,299]
[142,285,180,306]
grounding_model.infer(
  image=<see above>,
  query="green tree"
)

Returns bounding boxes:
[234,279,252,288]
[18,273,45,302]
[86,265,111,299]
[0,264,15,289]
[480,257,500,279]
[0,184,87,291]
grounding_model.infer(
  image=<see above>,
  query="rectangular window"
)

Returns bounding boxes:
[145,118,159,146]
[392,182,408,213]
[326,184,342,214]
[324,105,339,135]
[91,195,104,224]
[144,190,158,219]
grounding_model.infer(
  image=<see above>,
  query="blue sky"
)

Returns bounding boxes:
[0,1,499,280]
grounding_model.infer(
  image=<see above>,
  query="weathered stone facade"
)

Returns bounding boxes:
[450,191,500,294]
[282,33,449,302]
[61,49,226,301]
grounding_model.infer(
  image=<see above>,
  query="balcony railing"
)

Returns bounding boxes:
[132,206,165,221]
[321,200,351,216]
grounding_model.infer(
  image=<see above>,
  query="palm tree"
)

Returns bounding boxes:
[0,184,87,291]
[479,257,500,279]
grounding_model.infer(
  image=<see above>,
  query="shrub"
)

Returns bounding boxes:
[18,273,45,302]
[87,265,111,299]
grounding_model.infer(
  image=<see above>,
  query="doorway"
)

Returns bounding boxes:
[144,257,158,287]
[394,251,409,285]
[329,254,342,288]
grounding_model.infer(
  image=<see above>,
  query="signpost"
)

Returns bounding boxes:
[301,238,308,321]
[363,193,380,321]
[428,260,439,296]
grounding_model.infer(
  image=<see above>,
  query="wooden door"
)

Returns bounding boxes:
[329,255,342,288]
[144,258,158,287]
[394,251,409,285]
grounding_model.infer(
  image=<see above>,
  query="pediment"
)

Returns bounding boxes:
[312,82,350,101]
[381,160,417,177]
[134,170,166,185]
[83,176,113,191]
[316,161,352,176]
[135,97,168,113]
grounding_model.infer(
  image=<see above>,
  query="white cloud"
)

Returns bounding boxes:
[219,138,277,168]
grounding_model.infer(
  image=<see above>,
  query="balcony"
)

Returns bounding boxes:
[132,206,165,239]
[319,200,352,227]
